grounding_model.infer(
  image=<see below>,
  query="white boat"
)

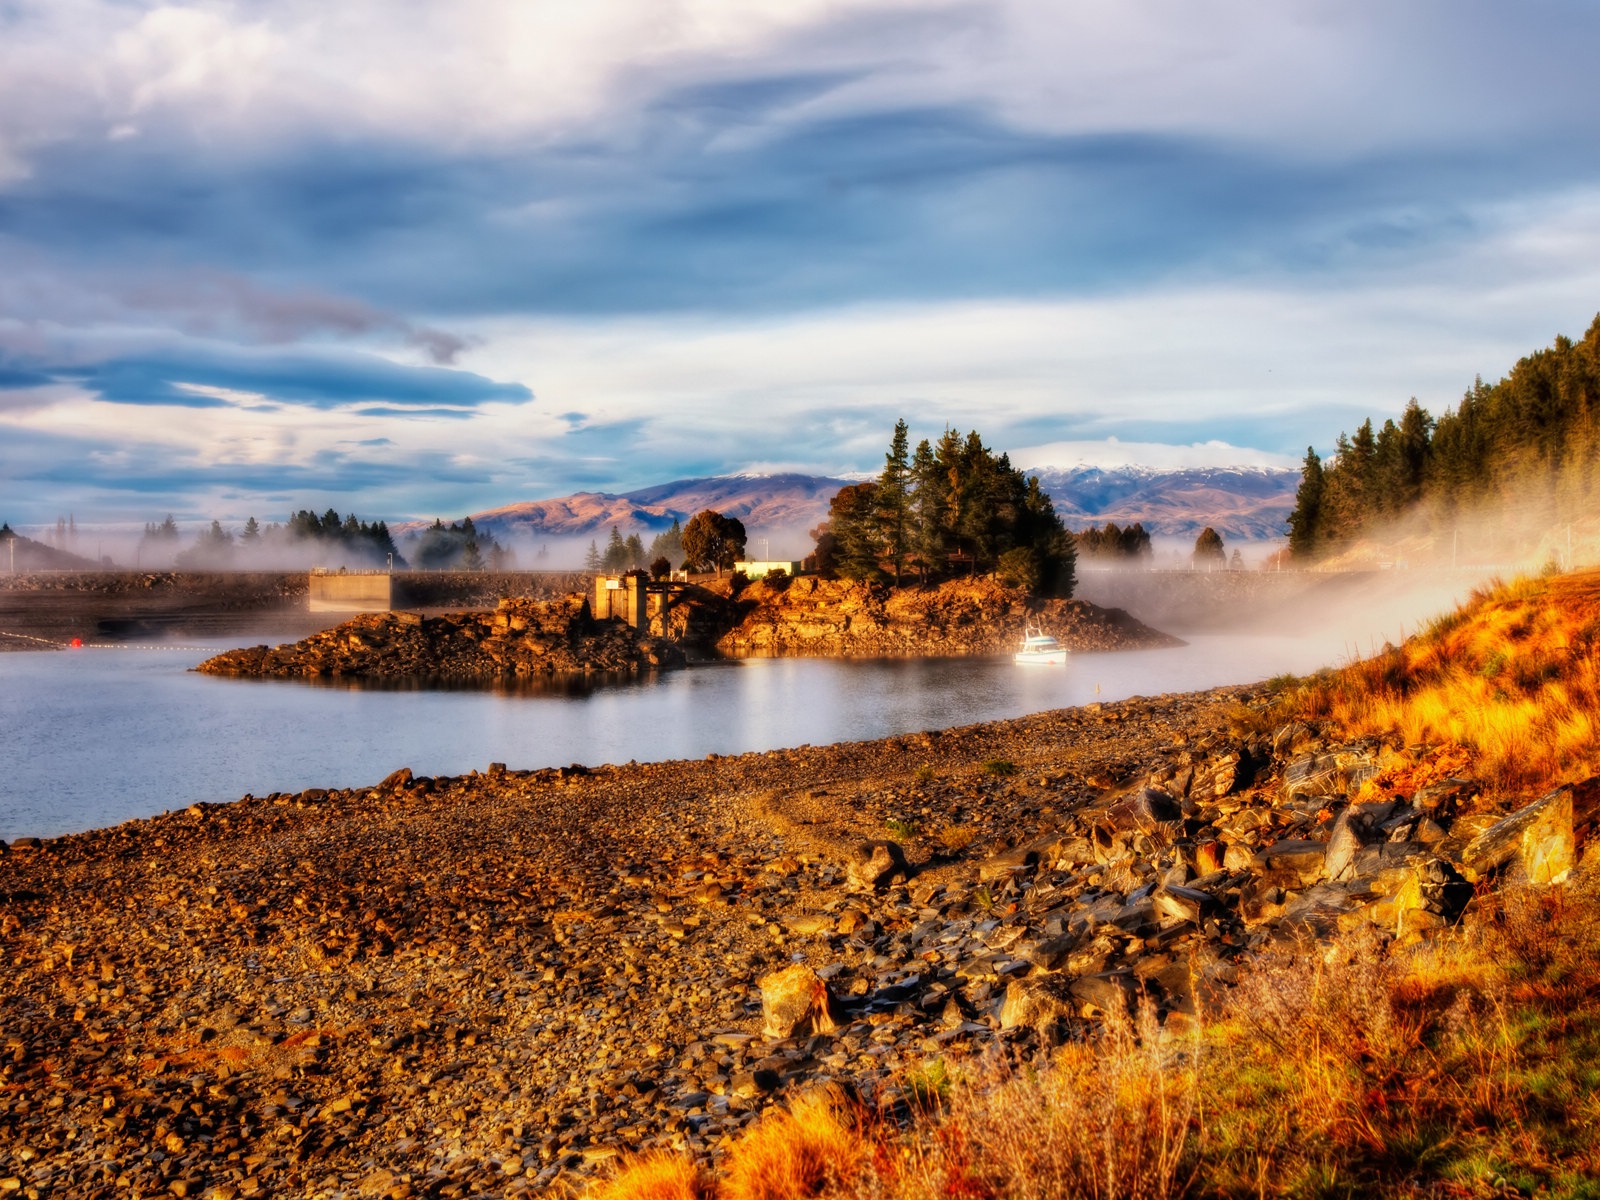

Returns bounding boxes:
[1014,625,1068,665]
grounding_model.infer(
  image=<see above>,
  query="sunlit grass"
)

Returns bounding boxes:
[1281,569,1600,790]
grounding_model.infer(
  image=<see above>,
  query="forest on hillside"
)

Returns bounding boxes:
[1288,313,1600,558]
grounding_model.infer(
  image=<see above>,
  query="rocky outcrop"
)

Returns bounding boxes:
[196,594,685,680]
[713,575,1179,657]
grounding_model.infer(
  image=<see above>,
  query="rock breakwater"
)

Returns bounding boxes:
[3,687,1590,1197]
[196,595,685,680]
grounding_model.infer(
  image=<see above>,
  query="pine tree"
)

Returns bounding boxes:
[876,418,911,583]
[1287,447,1324,559]
[584,540,602,572]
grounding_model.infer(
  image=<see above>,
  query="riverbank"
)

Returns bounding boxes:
[3,672,1589,1198]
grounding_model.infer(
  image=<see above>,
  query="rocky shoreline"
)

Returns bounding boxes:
[195,596,685,680]
[712,575,1177,657]
[3,685,1590,1199]
[193,576,1179,682]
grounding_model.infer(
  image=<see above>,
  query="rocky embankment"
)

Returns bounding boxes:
[196,595,684,680]
[710,575,1177,656]
[3,689,1592,1198]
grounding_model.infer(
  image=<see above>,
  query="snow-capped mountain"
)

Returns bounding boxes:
[397,465,1298,546]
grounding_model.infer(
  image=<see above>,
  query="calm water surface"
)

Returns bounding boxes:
[2,636,1345,839]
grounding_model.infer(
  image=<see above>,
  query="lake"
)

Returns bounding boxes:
[0,633,1353,839]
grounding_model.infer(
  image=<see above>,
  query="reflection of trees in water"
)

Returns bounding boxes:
[293,670,663,700]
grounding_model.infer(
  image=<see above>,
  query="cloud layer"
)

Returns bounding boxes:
[3,1,1599,530]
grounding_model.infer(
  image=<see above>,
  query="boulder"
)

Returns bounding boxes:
[1098,786,1183,831]
[999,974,1078,1035]
[1455,788,1575,885]
[845,840,908,891]
[1282,747,1382,800]
[759,965,843,1040]
[1252,839,1328,889]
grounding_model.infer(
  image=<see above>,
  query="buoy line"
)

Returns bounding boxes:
[0,629,65,649]
[0,630,222,652]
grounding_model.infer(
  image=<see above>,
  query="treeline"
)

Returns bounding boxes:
[137,509,407,569]
[811,421,1075,595]
[133,509,518,571]
[1289,314,1600,557]
[1075,521,1152,562]
[584,520,685,575]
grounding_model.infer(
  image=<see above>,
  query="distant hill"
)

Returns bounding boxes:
[1025,465,1299,541]
[396,466,1297,545]
[0,531,100,571]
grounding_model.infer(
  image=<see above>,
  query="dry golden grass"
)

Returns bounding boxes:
[719,1090,868,1200]
[885,1005,1196,1200]
[586,1152,711,1200]
[1286,569,1600,791]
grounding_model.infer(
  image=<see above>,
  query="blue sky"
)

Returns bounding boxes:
[4,0,1600,530]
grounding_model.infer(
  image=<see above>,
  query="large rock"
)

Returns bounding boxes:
[1282,747,1382,800]
[999,974,1078,1035]
[1455,788,1575,885]
[759,965,844,1040]
[845,840,908,891]
[1252,839,1328,889]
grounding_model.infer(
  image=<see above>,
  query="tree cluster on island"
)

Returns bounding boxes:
[584,512,749,578]
[1287,313,1600,559]
[808,421,1076,596]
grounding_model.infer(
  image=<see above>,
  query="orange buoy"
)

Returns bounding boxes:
[70,637,83,648]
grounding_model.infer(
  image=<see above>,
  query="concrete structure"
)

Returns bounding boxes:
[592,573,686,633]
[734,560,803,579]
[309,569,393,612]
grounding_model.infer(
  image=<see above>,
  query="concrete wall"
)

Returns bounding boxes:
[309,572,393,612]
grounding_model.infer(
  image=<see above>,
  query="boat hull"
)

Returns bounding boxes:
[1013,649,1068,665]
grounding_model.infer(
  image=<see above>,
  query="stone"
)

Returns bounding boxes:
[845,840,908,891]
[758,965,843,1040]
[1098,786,1182,831]
[1070,972,1138,1018]
[1152,884,1214,924]
[1252,840,1327,889]
[1456,788,1575,885]
[1413,777,1479,817]
[1282,748,1380,800]
[998,974,1077,1034]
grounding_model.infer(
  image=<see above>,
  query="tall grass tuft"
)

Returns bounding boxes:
[719,1090,868,1200]
[586,1151,711,1200]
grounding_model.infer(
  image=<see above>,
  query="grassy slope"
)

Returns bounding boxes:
[585,572,1600,1200]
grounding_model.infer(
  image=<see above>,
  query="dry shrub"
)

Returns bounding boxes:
[935,824,978,852]
[720,1089,869,1200]
[1224,930,1433,1155]
[891,1004,1196,1200]
[585,1151,711,1200]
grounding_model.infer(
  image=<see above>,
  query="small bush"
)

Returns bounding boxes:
[936,824,978,852]
[980,760,1017,777]
[914,764,936,784]
[885,817,921,839]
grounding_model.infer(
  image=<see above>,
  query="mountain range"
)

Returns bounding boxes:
[397,466,1299,547]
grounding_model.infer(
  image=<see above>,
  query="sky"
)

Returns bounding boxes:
[3,0,1600,531]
